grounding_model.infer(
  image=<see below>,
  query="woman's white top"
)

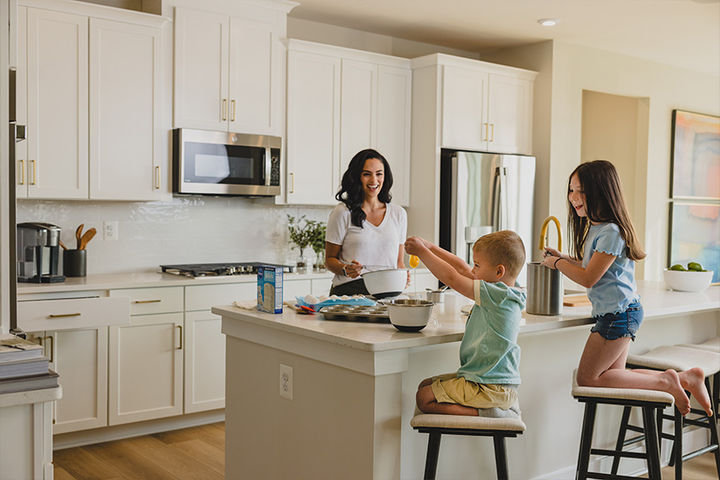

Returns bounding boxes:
[326,203,407,286]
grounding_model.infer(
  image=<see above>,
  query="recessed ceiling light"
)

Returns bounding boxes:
[537,18,558,27]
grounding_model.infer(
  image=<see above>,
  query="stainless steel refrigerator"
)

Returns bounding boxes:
[439,149,535,286]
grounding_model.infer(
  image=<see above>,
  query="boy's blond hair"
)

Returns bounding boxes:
[472,230,526,279]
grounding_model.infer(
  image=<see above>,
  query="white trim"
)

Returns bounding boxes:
[19,0,169,26]
[411,52,538,80]
[288,38,411,68]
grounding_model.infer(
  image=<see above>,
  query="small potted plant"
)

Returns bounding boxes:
[287,215,314,273]
[308,221,327,272]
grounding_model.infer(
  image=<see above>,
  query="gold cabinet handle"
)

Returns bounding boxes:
[490,123,495,142]
[176,325,183,350]
[154,166,160,189]
[483,123,488,142]
[19,159,25,185]
[289,172,295,194]
[48,312,81,318]
[222,98,227,121]
[231,99,236,122]
[133,299,161,304]
[44,335,54,363]
[30,159,36,185]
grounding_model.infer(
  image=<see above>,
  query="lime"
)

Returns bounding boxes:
[687,262,703,271]
[669,264,686,271]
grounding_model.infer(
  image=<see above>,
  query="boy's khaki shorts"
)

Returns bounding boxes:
[430,373,517,410]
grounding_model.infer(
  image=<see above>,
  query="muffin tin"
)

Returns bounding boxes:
[319,304,390,323]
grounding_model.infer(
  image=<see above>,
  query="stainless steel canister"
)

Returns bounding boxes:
[526,262,562,315]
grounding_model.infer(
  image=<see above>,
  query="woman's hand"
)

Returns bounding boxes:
[543,247,563,259]
[343,260,363,278]
[541,255,561,269]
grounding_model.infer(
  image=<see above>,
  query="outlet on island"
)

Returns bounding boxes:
[279,364,293,400]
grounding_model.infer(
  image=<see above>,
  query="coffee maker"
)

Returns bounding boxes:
[17,222,65,283]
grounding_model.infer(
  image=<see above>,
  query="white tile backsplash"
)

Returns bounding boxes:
[17,197,332,274]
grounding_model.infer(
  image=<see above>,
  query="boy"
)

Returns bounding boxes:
[405,230,526,417]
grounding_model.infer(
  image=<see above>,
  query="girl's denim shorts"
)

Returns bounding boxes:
[590,301,643,341]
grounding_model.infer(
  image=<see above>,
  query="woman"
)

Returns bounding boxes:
[325,149,408,295]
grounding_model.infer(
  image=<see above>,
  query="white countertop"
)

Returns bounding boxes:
[16,270,337,294]
[213,281,720,352]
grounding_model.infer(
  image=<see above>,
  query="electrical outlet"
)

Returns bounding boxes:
[279,364,293,400]
[103,221,119,240]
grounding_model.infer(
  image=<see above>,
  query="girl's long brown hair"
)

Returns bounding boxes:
[568,160,646,261]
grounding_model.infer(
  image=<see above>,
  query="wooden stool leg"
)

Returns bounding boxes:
[576,401,597,480]
[673,407,683,480]
[642,406,662,480]
[611,405,632,475]
[424,431,442,480]
[706,377,720,476]
[493,435,509,480]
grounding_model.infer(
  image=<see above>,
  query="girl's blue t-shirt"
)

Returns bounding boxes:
[456,280,526,385]
[582,223,639,317]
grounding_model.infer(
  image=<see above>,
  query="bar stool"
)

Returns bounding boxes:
[615,345,720,479]
[411,411,525,480]
[572,369,673,479]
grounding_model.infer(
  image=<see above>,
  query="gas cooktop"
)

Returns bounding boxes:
[160,262,294,278]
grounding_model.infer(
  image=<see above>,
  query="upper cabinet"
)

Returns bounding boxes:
[434,56,535,155]
[285,40,411,206]
[174,4,291,136]
[16,0,167,201]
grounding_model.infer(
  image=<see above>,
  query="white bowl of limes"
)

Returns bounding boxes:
[663,263,713,292]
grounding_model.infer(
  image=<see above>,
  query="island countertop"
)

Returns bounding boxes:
[212,281,720,352]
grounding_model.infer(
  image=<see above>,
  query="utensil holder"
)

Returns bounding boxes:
[63,249,86,277]
[526,261,562,315]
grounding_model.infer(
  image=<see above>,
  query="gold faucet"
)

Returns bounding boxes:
[538,216,562,252]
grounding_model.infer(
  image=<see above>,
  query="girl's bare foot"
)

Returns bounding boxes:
[663,369,691,416]
[679,367,713,417]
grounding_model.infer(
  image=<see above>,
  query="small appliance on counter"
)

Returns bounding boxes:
[16,222,65,283]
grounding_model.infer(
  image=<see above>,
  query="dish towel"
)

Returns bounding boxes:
[233,300,257,310]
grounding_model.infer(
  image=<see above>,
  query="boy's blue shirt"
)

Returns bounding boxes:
[456,279,526,385]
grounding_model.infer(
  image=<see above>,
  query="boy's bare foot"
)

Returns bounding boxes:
[663,369,691,416]
[679,367,713,417]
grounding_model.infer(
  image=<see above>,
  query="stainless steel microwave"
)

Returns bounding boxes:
[172,128,281,196]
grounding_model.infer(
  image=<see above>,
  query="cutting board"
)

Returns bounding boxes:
[563,294,591,307]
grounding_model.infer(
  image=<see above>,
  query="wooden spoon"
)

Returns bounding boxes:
[75,224,84,249]
[58,240,68,250]
[79,228,96,250]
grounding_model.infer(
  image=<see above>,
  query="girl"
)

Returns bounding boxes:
[541,160,711,416]
[325,149,408,295]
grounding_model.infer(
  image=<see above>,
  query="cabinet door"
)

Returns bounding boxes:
[15,7,28,198]
[339,59,376,175]
[376,65,411,206]
[173,8,229,131]
[184,311,225,413]
[26,8,88,199]
[48,327,108,434]
[228,16,281,135]
[441,65,487,151]
[286,49,340,205]
[311,277,333,297]
[108,313,183,425]
[283,279,311,302]
[486,74,533,155]
[89,19,162,200]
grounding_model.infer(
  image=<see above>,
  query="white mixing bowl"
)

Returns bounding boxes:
[361,269,407,298]
[385,299,434,332]
[663,269,713,292]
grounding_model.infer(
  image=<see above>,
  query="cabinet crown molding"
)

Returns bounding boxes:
[411,53,538,80]
[19,0,170,26]
[288,39,411,68]
[171,0,298,15]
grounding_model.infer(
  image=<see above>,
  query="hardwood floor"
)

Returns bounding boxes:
[54,422,718,479]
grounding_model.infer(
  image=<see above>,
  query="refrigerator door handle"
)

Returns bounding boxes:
[491,167,502,231]
[500,166,509,230]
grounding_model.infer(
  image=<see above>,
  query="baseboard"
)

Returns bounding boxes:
[53,409,225,450]
[531,426,711,480]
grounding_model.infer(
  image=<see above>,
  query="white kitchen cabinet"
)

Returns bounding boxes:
[174,5,289,136]
[184,312,225,413]
[286,40,412,206]
[441,61,534,155]
[311,277,333,296]
[89,18,163,200]
[283,278,311,302]
[16,0,167,201]
[108,313,184,425]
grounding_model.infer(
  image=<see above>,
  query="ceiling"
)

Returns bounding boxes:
[289,0,720,76]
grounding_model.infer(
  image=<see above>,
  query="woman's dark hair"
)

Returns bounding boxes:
[568,160,646,261]
[335,149,393,228]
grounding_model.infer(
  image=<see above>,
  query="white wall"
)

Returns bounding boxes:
[16,199,332,274]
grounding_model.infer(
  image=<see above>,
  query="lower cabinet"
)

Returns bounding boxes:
[184,311,225,413]
[108,313,183,425]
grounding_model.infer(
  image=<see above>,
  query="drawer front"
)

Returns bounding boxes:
[185,283,256,312]
[110,287,184,315]
[284,279,311,301]
[18,296,129,331]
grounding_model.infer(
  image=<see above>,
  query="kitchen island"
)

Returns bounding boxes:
[214,282,719,480]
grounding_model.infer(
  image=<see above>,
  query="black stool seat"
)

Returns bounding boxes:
[572,370,674,480]
[411,411,525,480]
